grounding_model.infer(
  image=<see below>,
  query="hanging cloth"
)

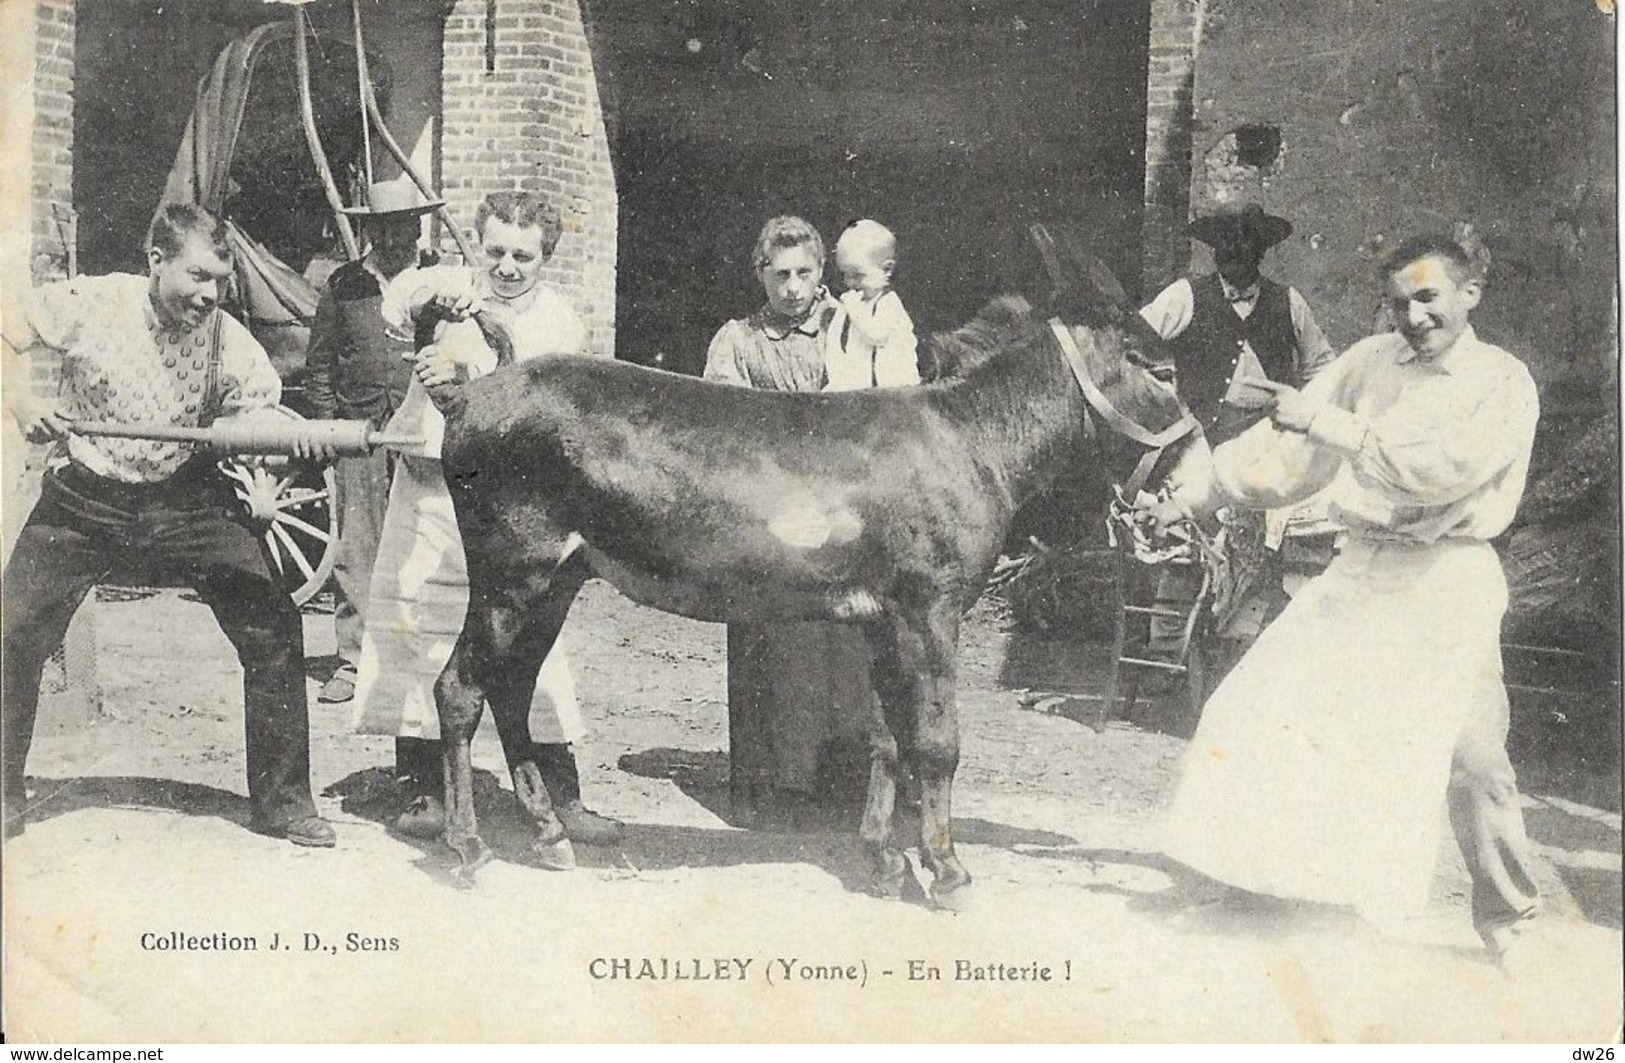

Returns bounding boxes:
[153,21,322,385]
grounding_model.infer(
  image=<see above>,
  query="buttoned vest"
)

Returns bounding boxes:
[1169,273,1298,444]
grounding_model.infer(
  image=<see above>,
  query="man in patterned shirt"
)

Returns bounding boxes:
[2,203,335,848]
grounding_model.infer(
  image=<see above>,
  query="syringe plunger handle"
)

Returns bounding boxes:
[71,419,421,456]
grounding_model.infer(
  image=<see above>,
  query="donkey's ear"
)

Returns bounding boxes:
[1085,258,1133,316]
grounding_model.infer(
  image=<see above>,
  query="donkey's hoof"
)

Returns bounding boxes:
[866,851,912,901]
[866,878,907,901]
[929,865,974,912]
[449,838,495,887]
[930,880,974,912]
[531,833,577,872]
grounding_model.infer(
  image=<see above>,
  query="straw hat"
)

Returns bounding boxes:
[340,178,444,218]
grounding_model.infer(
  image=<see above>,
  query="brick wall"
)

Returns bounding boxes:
[440,0,618,356]
[1141,0,1202,293]
[18,0,75,414]
[32,0,74,287]
[4,1,75,542]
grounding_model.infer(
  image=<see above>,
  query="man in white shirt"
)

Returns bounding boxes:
[1140,233,1544,964]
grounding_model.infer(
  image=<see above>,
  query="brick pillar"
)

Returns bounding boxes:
[32,0,74,286]
[440,0,617,356]
[4,1,75,557]
[1142,0,1203,293]
[5,2,98,713]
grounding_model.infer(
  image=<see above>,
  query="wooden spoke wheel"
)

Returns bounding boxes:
[217,405,339,606]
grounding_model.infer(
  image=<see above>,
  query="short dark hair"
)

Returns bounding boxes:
[752,215,824,272]
[474,191,563,256]
[1379,234,1484,285]
[147,203,231,260]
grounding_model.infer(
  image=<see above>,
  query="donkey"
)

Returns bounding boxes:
[427,273,1198,905]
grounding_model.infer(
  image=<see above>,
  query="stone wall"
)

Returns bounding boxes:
[1188,0,1616,386]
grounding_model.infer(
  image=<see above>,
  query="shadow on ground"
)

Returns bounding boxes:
[12,774,259,834]
[318,750,1080,903]
[997,631,1209,741]
[303,652,347,686]
[1523,801,1623,930]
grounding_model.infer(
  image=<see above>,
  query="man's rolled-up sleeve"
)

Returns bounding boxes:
[1307,368,1538,508]
[1179,350,1355,514]
[1288,288,1338,383]
[1138,278,1195,342]
[213,313,283,419]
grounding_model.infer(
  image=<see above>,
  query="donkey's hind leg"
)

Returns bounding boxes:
[435,631,495,882]
[484,552,590,871]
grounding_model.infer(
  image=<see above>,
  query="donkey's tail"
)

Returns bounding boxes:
[415,305,518,416]
[469,309,517,369]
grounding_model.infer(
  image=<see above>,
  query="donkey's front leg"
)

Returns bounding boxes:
[911,606,971,909]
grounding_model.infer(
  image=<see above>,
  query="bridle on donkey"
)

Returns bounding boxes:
[1028,223,1199,501]
[1047,318,1199,500]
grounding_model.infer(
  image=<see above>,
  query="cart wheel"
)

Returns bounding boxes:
[217,405,339,606]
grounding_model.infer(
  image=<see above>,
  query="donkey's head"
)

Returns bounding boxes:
[1038,248,1200,498]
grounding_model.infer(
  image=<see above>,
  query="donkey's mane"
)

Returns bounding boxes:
[925,292,1186,436]
[924,295,1052,380]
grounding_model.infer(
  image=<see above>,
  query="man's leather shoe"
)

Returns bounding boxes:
[557,800,623,845]
[317,668,357,704]
[1482,910,1568,978]
[394,795,446,839]
[256,814,336,848]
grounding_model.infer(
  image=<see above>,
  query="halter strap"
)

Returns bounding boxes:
[1048,316,1199,497]
[1048,317,1197,448]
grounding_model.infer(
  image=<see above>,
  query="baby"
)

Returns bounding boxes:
[823,219,921,391]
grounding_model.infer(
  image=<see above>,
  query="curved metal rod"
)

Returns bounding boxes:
[360,75,478,266]
[351,0,375,189]
[293,6,361,260]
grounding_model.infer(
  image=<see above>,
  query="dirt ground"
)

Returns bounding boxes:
[3,580,1621,1043]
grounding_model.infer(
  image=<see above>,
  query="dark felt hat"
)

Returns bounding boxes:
[1188,201,1293,249]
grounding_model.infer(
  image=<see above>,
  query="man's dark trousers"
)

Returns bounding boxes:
[1,462,319,833]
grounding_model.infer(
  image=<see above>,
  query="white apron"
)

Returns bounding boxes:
[351,451,585,743]
[1161,537,1508,923]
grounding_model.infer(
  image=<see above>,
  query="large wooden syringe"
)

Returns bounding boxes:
[70,418,422,456]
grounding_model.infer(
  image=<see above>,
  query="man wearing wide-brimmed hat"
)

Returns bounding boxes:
[1141,200,1336,447]
[306,177,443,704]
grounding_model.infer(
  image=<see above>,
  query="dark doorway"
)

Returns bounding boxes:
[584,2,1152,372]
[73,0,391,278]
